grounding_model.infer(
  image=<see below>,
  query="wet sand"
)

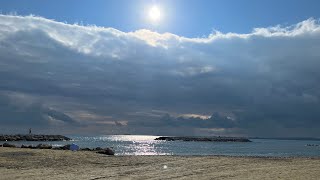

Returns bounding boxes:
[0,147,319,180]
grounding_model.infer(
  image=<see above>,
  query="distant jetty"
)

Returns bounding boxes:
[0,134,71,141]
[155,136,251,142]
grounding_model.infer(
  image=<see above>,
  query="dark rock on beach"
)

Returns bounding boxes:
[53,144,71,150]
[19,144,52,149]
[21,145,36,149]
[36,144,52,149]
[2,143,16,148]
[61,144,71,150]
[155,136,251,142]
[96,148,115,155]
[0,134,71,141]
[1,141,116,155]
[21,145,29,148]
[94,147,103,151]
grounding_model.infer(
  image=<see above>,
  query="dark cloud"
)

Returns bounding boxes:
[0,94,78,127]
[0,15,320,137]
[131,113,237,129]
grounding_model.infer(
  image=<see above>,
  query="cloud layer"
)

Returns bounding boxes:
[0,15,320,137]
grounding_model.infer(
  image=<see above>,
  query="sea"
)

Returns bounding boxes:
[1,135,320,157]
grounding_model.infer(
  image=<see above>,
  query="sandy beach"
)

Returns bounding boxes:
[0,147,319,180]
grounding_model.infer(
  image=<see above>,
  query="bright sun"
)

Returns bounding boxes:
[149,6,161,23]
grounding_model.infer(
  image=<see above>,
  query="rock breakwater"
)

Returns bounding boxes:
[0,134,71,141]
[155,136,251,142]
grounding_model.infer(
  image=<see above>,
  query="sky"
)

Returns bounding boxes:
[1,0,320,36]
[0,0,320,137]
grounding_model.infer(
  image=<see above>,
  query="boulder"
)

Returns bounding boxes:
[52,144,70,150]
[36,144,52,149]
[97,148,115,156]
[21,144,29,148]
[95,147,103,151]
[80,148,92,151]
[62,144,71,150]
[52,147,63,150]
[21,145,35,149]
[3,143,16,148]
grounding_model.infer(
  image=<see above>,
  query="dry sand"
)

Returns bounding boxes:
[0,147,319,180]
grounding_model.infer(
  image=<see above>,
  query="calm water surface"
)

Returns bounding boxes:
[2,135,320,157]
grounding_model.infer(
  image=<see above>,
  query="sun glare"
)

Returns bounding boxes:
[149,5,161,23]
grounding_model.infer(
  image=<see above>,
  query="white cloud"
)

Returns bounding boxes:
[2,15,319,59]
[180,114,211,120]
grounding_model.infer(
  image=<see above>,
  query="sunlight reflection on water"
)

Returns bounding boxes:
[90,135,170,155]
[106,135,170,155]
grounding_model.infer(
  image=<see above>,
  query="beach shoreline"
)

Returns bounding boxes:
[1,147,319,180]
